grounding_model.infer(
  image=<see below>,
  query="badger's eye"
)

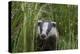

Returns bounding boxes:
[39,23,43,34]
[38,22,40,26]
[46,24,52,35]
[40,26,42,34]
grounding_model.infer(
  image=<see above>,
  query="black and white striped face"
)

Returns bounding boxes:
[38,20,58,39]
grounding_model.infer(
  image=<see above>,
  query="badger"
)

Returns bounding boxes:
[37,20,59,51]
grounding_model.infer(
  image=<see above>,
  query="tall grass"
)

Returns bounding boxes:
[10,1,78,52]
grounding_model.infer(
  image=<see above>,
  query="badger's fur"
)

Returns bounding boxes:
[37,20,59,51]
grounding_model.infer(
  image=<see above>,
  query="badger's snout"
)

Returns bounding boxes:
[41,34,46,39]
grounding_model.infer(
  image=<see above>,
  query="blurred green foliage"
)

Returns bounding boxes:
[10,1,78,52]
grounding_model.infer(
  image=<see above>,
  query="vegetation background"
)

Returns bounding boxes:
[10,1,78,52]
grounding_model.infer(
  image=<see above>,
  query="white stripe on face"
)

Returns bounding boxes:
[42,22,49,35]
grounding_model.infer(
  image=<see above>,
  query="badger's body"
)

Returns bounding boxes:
[37,20,59,51]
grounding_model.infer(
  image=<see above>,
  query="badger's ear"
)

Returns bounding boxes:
[38,20,42,26]
[51,22,56,27]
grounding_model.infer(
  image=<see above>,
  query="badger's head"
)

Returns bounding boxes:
[37,20,58,40]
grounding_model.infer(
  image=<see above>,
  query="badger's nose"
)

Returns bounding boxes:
[41,34,46,39]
